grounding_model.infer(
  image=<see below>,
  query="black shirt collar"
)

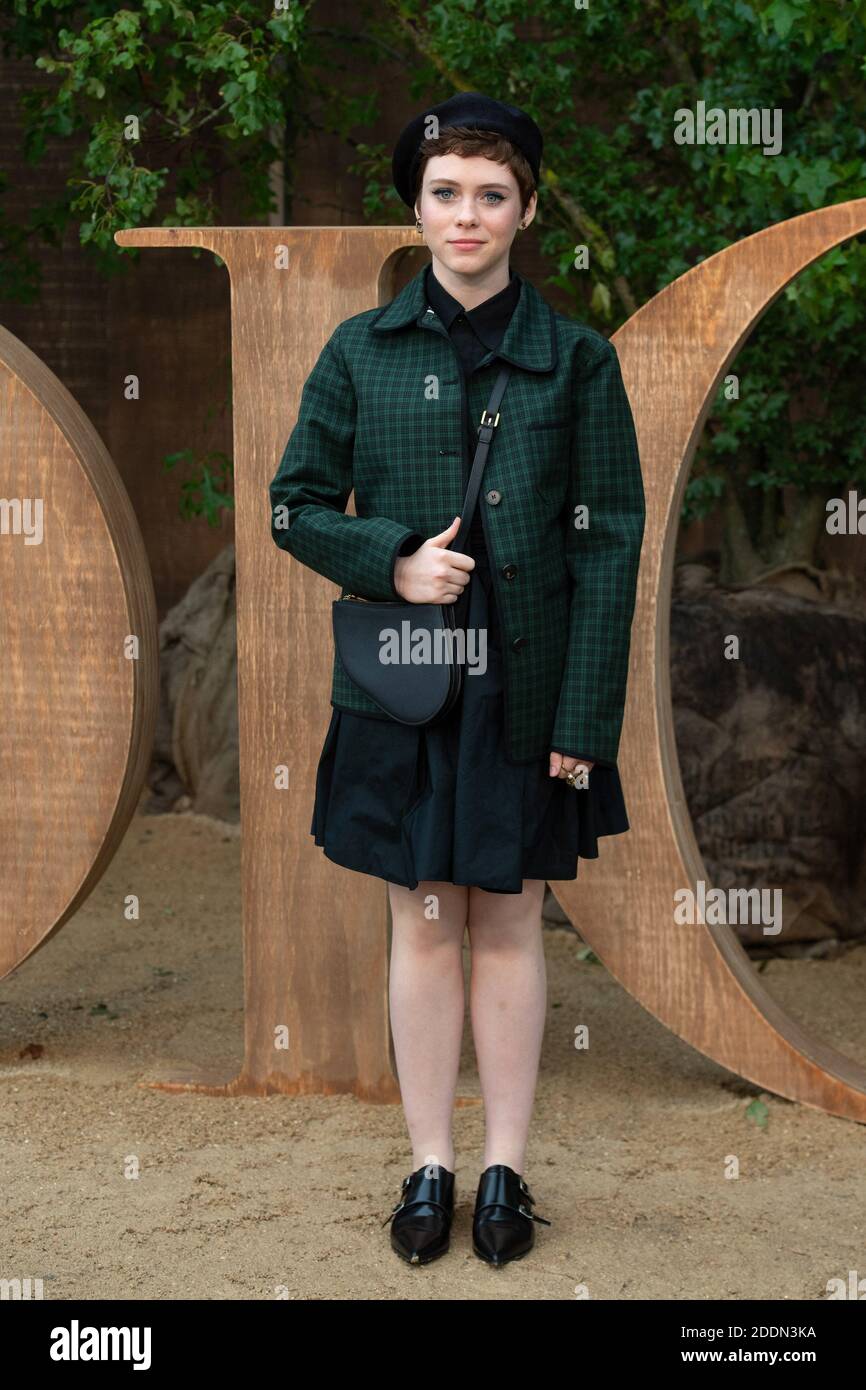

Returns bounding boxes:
[424,263,521,350]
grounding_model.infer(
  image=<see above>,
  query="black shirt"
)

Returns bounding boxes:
[424,263,521,560]
[424,263,521,374]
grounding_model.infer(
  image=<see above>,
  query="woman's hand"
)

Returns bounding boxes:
[394,515,475,603]
[549,751,594,782]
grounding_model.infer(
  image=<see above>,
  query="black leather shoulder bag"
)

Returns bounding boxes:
[331,363,513,727]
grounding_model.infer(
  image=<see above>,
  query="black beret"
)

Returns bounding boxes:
[391,91,543,210]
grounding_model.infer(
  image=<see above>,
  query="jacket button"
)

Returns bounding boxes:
[485,489,502,505]
[501,563,518,580]
[511,635,528,651]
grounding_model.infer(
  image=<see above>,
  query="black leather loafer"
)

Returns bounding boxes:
[382,1163,456,1265]
[472,1164,551,1265]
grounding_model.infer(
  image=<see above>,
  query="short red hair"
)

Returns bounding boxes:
[412,125,536,216]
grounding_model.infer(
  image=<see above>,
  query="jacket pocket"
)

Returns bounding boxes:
[525,421,571,504]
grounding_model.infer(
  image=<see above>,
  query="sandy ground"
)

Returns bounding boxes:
[3,805,866,1302]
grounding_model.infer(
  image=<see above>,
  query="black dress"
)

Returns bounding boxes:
[310,266,630,894]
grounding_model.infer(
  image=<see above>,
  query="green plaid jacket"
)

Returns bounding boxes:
[269,262,645,767]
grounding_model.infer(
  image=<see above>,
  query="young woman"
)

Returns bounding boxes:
[269,93,645,1268]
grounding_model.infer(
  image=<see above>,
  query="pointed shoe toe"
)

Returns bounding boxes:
[472,1164,551,1267]
[383,1163,456,1266]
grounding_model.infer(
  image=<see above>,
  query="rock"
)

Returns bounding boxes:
[671,581,866,944]
[146,544,239,821]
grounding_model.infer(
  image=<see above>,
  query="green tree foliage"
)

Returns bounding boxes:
[0,1,310,293]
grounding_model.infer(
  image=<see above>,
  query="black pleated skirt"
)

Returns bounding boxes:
[310,547,631,894]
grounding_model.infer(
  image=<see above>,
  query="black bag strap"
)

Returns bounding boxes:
[449,364,513,555]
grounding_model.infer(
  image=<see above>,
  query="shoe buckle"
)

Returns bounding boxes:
[381,1198,406,1227]
[519,1202,552,1227]
[381,1179,411,1227]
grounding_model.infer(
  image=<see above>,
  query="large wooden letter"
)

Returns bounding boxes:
[0,326,158,970]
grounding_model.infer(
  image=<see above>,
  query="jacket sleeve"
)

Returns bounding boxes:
[269,324,425,600]
[550,746,614,770]
[550,338,645,766]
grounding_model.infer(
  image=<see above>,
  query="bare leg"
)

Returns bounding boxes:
[467,878,547,1174]
[387,879,468,1172]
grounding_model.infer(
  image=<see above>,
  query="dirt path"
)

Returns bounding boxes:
[3,807,865,1300]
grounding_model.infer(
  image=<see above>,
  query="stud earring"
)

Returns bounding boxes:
[415,217,423,233]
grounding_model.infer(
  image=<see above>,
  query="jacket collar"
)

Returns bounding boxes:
[370,262,557,373]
